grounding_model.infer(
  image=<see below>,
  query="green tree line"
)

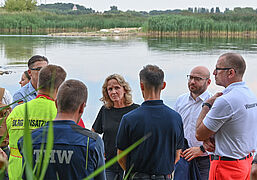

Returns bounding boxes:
[37,3,95,15]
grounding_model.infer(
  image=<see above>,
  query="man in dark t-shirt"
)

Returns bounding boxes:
[116,65,184,179]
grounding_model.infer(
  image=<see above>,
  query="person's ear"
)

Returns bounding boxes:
[161,82,166,90]
[27,69,32,78]
[79,102,86,114]
[140,82,144,91]
[228,69,236,78]
[207,78,211,86]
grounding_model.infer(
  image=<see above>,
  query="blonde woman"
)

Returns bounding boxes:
[92,74,139,180]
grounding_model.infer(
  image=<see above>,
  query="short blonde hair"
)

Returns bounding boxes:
[101,74,133,109]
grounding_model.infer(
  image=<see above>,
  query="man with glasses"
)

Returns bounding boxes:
[174,66,212,180]
[196,53,257,180]
[12,55,49,109]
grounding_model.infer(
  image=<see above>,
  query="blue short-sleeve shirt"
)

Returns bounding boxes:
[12,81,37,109]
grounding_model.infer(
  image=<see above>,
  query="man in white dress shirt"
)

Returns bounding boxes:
[174,66,212,180]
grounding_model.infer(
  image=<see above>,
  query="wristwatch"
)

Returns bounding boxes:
[252,155,257,164]
[252,160,257,164]
[200,145,206,153]
[202,102,212,109]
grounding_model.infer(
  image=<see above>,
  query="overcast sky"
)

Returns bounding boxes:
[39,0,257,12]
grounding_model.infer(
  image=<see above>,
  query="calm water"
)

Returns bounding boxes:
[1,35,257,128]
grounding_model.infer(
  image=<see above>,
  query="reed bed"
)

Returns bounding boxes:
[0,11,145,33]
[0,11,257,37]
[146,14,257,37]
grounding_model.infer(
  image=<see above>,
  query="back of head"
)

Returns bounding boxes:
[139,64,164,91]
[57,80,88,113]
[220,53,246,77]
[24,70,31,80]
[38,65,67,92]
[28,55,49,69]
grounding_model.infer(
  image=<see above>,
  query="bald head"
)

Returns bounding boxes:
[190,66,210,78]
[188,66,211,99]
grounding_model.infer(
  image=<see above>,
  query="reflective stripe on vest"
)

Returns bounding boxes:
[10,147,22,158]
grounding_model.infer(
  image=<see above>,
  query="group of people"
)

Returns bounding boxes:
[0,52,257,180]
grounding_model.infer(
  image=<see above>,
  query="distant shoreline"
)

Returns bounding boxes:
[48,28,257,38]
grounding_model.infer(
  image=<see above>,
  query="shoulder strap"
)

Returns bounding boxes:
[0,88,5,103]
[70,124,99,140]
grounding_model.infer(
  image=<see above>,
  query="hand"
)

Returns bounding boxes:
[0,148,7,160]
[0,148,7,169]
[203,137,215,152]
[206,92,223,105]
[181,147,204,161]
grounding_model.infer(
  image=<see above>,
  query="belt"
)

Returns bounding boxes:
[129,172,171,179]
[210,154,252,161]
[196,155,209,159]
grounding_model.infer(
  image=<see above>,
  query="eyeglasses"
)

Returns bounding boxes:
[215,67,232,71]
[187,75,209,81]
[30,67,43,71]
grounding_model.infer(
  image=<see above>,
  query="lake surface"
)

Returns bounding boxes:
[1,35,257,128]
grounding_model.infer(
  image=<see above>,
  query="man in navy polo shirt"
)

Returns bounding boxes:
[116,64,184,179]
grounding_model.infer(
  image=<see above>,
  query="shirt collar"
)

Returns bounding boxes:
[188,90,210,103]
[28,81,36,91]
[223,81,245,94]
[36,94,55,101]
[142,100,163,106]
[198,91,211,101]
[46,120,77,126]
[28,81,37,96]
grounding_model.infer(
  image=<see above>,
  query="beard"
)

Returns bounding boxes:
[189,84,207,96]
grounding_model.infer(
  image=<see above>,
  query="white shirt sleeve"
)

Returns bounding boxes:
[3,89,13,105]
[174,99,179,111]
[203,97,233,132]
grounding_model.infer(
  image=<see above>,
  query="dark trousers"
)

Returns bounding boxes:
[195,156,210,180]
[106,168,124,180]
[174,155,210,180]
[128,172,171,180]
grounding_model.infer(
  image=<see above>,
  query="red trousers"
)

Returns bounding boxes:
[209,155,253,180]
